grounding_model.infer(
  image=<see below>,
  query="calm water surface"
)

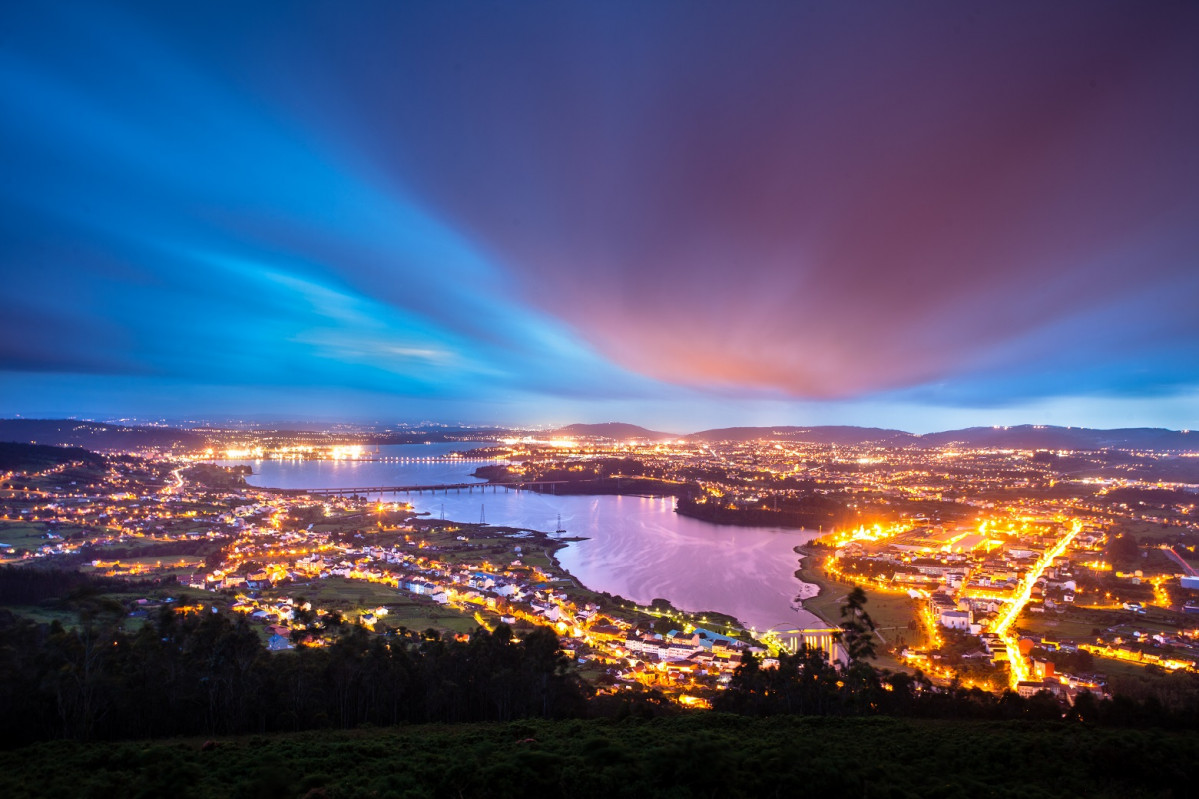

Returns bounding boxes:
[224,443,821,632]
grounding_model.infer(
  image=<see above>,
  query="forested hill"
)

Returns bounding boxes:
[552,422,677,440]
[2,418,1194,453]
[916,425,1198,451]
[684,425,915,445]
[606,423,1197,451]
[0,442,105,472]
[0,419,205,451]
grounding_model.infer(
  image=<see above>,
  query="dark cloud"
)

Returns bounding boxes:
[263,1,1198,401]
[1,1,1196,424]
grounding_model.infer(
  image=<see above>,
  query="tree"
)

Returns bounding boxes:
[1106,533,1140,567]
[838,586,877,665]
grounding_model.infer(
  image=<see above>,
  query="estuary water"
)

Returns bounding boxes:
[224,443,821,632]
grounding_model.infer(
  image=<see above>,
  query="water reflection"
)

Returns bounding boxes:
[226,443,820,631]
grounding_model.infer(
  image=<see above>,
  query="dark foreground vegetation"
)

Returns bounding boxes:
[4,570,1199,797]
[4,577,1199,750]
[0,606,587,748]
[0,714,1195,799]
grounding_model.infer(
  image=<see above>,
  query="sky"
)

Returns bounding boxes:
[1,1,1197,433]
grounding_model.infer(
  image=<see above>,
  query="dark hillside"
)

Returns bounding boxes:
[553,422,677,440]
[918,425,1199,452]
[0,442,104,471]
[0,420,204,451]
[685,425,916,445]
[0,715,1192,798]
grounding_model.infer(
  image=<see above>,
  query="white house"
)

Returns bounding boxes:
[939,609,973,630]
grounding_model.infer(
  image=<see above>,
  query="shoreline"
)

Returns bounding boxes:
[793,544,843,628]
[422,511,754,641]
[406,500,815,640]
[794,543,920,671]
[378,487,809,638]
[238,474,794,643]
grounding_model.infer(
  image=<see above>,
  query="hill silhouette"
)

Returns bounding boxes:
[0,442,105,471]
[552,422,677,440]
[1,419,1194,453]
[671,423,1195,451]
[0,419,205,451]
[916,425,1198,451]
[685,425,916,446]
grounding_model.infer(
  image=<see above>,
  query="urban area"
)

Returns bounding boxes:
[3,420,1198,711]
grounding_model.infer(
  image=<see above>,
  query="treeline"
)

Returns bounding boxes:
[526,477,690,498]
[180,463,249,490]
[0,568,160,606]
[3,583,1198,750]
[715,645,1199,728]
[714,587,1199,729]
[0,442,105,473]
[78,538,228,565]
[675,494,845,529]
[0,609,587,748]
[473,463,691,498]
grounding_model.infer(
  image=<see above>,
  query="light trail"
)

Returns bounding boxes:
[162,466,185,495]
[919,603,942,649]
[994,519,1081,688]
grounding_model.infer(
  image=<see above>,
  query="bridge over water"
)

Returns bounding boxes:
[330,456,501,464]
[297,481,577,497]
[761,625,845,664]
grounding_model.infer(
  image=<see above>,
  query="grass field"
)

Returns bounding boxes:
[1018,609,1106,641]
[1028,604,1196,641]
[268,578,484,636]
[795,547,915,671]
[2,604,79,627]
[0,523,55,550]
[1113,519,1189,544]
[89,536,179,553]
[1089,654,1169,683]
[384,599,485,635]
[1138,547,1184,575]
[81,555,205,570]
[270,577,403,608]
[0,715,1193,799]
[3,583,216,631]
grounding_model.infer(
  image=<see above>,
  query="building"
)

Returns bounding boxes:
[939,609,973,630]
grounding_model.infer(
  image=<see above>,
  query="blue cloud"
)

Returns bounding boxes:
[1,1,1196,429]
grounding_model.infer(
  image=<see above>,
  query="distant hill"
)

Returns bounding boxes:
[916,425,1199,452]
[364,427,512,445]
[0,419,205,452]
[0,441,105,471]
[1,418,1192,454]
[684,425,917,446]
[552,422,678,441]
[677,424,1198,451]
[550,422,1199,451]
